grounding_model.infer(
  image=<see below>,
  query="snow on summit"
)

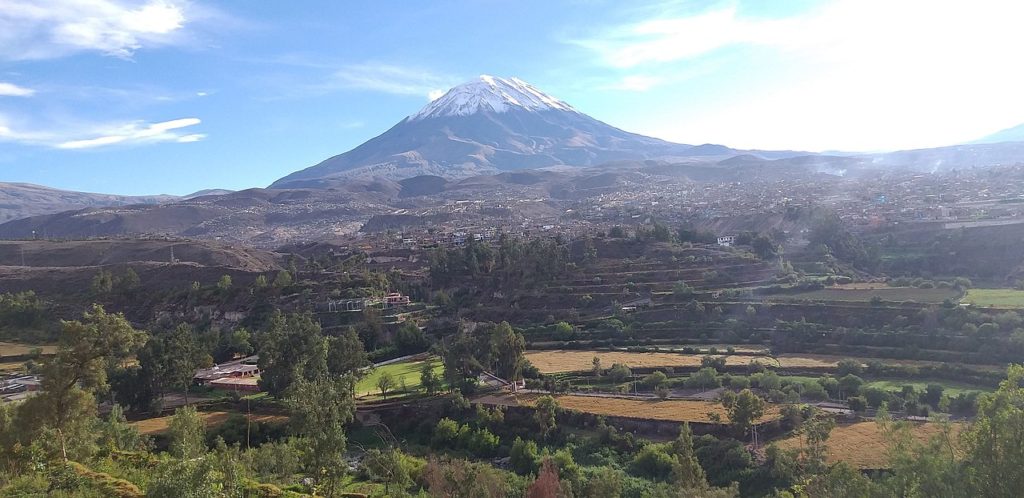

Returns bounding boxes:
[409,75,578,120]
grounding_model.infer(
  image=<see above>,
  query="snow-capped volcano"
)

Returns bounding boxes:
[409,75,578,120]
[270,76,740,188]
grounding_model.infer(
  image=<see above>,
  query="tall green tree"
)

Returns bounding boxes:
[168,405,206,459]
[288,376,355,495]
[257,312,328,397]
[326,327,369,376]
[16,305,144,460]
[720,389,766,442]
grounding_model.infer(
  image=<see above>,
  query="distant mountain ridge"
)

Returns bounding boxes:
[0,182,176,224]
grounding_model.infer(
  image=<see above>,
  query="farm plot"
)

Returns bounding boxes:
[476,393,779,425]
[525,350,774,374]
[773,286,959,303]
[356,356,444,397]
[962,288,1024,308]
[0,342,57,356]
[132,411,288,435]
[774,421,961,469]
[524,350,975,374]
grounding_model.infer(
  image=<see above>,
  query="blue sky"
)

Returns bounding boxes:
[1,0,1023,195]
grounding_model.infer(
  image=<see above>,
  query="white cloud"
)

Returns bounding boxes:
[57,117,202,149]
[0,82,36,97]
[579,0,1024,151]
[329,63,457,101]
[0,114,204,149]
[0,0,187,60]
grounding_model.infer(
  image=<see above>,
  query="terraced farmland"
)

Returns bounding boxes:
[524,349,968,374]
[131,411,289,435]
[774,421,961,469]
[771,285,960,303]
[475,393,780,424]
[962,288,1024,308]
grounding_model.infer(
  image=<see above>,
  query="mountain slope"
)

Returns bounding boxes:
[969,123,1024,145]
[0,182,176,223]
[271,76,724,188]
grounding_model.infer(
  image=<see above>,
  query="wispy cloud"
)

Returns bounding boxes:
[0,115,204,149]
[573,6,748,69]
[327,63,458,100]
[0,0,188,60]
[0,82,36,97]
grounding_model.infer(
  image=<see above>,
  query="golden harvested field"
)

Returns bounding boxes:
[0,342,57,356]
[131,411,289,435]
[525,350,773,374]
[0,361,25,372]
[475,393,779,425]
[525,350,999,374]
[775,421,961,469]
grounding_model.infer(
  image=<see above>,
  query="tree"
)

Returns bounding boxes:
[510,437,539,474]
[363,448,413,496]
[847,396,868,413]
[608,363,632,383]
[377,371,395,399]
[720,389,766,441]
[91,269,114,295]
[421,362,440,395]
[528,459,572,498]
[956,364,1024,495]
[582,467,625,498]
[16,305,144,460]
[534,395,560,439]
[217,274,233,291]
[395,319,428,354]
[688,367,720,392]
[326,327,369,376]
[254,275,268,289]
[592,356,602,377]
[838,374,864,399]
[257,312,328,397]
[165,323,209,405]
[168,405,206,459]
[97,404,147,454]
[673,281,695,298]
[421,457,515,498]
[121,267,141,291]
[288,376,355,495]
[272,270,293,289]
[643,371,669,389]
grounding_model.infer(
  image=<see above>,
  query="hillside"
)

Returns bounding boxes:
[0,182,176,223]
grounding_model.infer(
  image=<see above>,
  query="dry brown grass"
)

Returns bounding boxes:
[476,393,779,424]
[525,350,773,374]
[0,342,56,356]
[131,411,289,435]
[774,421,962,469]
[0,361,26,372]
[525,350,989,374]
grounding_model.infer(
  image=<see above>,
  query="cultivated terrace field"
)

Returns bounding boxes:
[962,288,1024,308]
[774,421,962,469]
[524,350,981,374]
[475,393,781,425]
[131,411,289,435]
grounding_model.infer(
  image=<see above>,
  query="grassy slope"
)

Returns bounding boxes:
[962,288,1024,308]
[356,357,444,397]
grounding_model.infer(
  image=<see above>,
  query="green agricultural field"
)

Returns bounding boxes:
[862,378,993,397]
[776,286,959,303]
[962,288,1024,308]
[356,356,444,398]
